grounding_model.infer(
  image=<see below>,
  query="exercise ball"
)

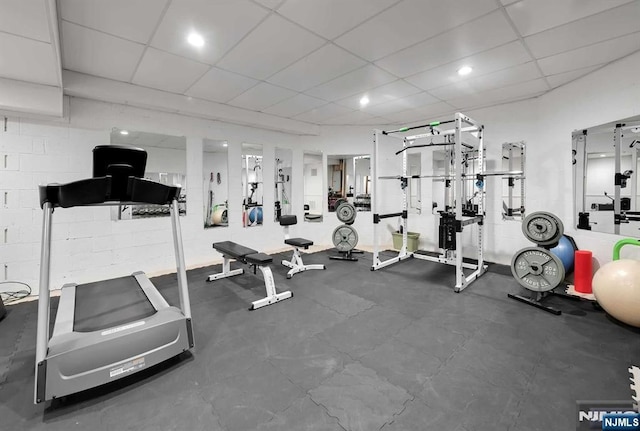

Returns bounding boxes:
[592,259,640,327]
[248,206,263,225]
[550,235,576,273]
[212,208,227,225]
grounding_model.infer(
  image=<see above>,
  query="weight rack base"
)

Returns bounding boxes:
[329,249,363,262]
[507,293,562,315]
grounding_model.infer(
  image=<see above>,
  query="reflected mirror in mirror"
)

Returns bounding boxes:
[407,151,421,214]
[110,129,186,220]
[304,152,323,222]
[203,139,228,228]
[242,143,263,227]
[501,141,526,220]
[327,155,371,212]
[275,148,292,222]
[573,115,640,235]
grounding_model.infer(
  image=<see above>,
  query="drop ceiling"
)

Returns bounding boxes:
[1,0,639,130]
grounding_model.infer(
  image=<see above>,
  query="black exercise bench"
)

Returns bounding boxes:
[207,241,292,310]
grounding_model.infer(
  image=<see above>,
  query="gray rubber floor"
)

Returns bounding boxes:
[0,249,638,430]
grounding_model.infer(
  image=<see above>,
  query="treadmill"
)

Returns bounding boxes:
[34,145,194,404]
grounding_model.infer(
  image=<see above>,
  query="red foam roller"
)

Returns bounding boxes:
[574,250,593,294]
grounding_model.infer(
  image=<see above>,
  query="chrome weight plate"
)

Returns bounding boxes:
[336,202,357,225]
[511,246,565,292]
[332,225,359,252]
[522,211,564,246]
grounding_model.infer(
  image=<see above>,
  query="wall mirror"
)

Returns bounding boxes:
[242,142,263,227]
[407,151,421,214]
[109,129,186,220]
[203,139,228,228]
[501,141,526,221]
[431,147,485,216]
[327,154,371,212]
[573,115,640,235]
[275,148,292,222]
[303,152,323,222]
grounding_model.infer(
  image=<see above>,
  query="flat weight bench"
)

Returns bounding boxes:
[207,241,292,310]
[280,215,326,279]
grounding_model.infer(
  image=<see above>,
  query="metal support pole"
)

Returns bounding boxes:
[454,113,464,290]
[171,199,192,319]
[614,125,622,235]
[372,130,380,266]
[401,139,408,255]
[35,203,53,402]
[477,127,485,275]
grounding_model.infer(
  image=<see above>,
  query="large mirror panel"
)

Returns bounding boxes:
[574,115,640,235]
[407,151,421,214]
[203,139,228,228]
[327,154,371,212]
[304,152,323,222]
[501,141,526,220]
[110,129,187,220]
[275,148,292,222]
[242,143,263,227]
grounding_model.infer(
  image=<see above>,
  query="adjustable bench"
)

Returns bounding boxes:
[280,215,326,279]
[207,241,292,310]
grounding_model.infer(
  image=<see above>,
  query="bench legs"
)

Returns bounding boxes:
[249,265,292,310]
[207,257,244,281]
[281,248,326,279]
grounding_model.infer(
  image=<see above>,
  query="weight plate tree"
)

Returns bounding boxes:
[521,211,564,246]
[336,202,357,225]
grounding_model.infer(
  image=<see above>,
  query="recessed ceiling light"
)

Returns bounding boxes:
[222,142,228,147]
[120,130,129,135]
[360,96,369,107]
[457,65,473,76]
[187,32,205,47]
[600,154,606,157]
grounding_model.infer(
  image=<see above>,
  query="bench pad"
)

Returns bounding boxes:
[285,238,313,248]
[213,241,257,258]
[245,253,273,265]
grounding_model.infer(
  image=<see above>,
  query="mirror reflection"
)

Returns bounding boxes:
[110,129,186,220]
[304,152,323,222]
[203,139,228,228]
[432,148,485,216]
[275,148,292,222]
[242,143,263,227]
[501,141,526,220]
[574,116,640,235]
[327,154,371,212]
[407,152,421,214]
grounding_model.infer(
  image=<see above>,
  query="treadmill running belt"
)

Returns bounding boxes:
[73,275,157,333]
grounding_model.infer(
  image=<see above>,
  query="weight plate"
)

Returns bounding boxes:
[522,211,564,246]
[336,202,357,224]
[511,246,565,292]
[332,225,359,252]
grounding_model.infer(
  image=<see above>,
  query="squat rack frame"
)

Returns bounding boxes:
[371,112,487,292]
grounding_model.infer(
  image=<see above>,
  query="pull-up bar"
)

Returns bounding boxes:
[382,119,455,135]
[395,141,473,155]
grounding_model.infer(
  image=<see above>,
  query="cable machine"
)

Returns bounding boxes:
[371,112,487,292]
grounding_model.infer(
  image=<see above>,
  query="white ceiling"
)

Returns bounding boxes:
[1,0,639,129]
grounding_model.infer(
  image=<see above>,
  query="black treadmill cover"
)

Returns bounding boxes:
[39,145,180,208]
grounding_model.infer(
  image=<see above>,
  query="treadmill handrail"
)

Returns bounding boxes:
[39,176,181,208]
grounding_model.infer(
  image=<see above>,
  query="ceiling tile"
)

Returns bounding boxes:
[375,11,517,77]
[262,93,327,117]
[362,92,440,116]
[429,62,541,100]
[277,0,397,39]
[406,41,531,91]
[505,0,633,37]
[151,0,268,65]
[253,0,283,9]
[305,65,397,101]
[216,14,325,80]
[322,110,378,125]
[537,32,640,75]
[335,0,498,61]
[500,0,520,5]
[0,32,57,85]
[382,102,458,123]
[336,80,423,110]
[61,21,145,82]
[132,48,210,93]
[227,82,297,111]
[292,103,353,123]
[524,2,640,59]
[60,0,166,44]
[446,78,548,109]
[185,67,258,102]
[0,0,50,42]
[267,44,366,91]
[545,64,602,88]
